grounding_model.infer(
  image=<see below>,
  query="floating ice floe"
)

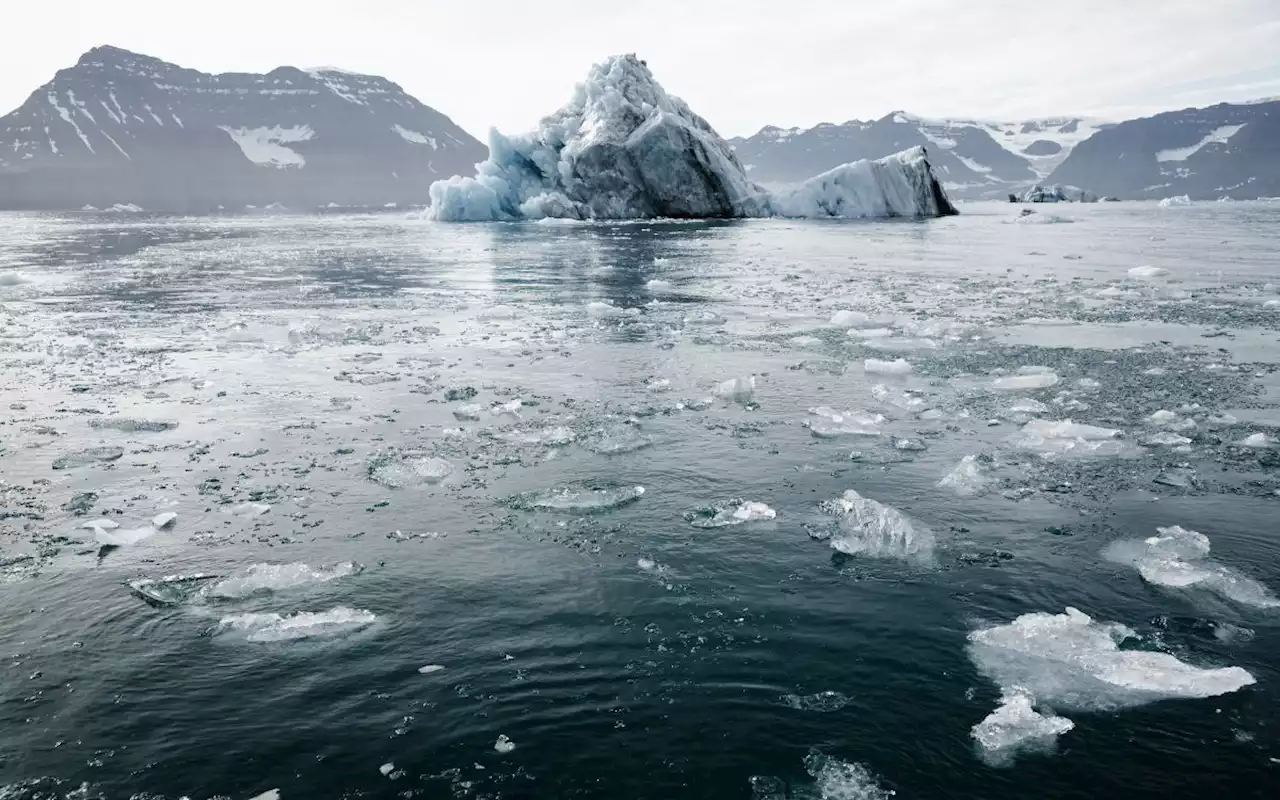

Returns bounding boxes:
[246,790,280,800]
[52,446,125,469]
[686,499,777,528]
[1009,398,1049,414]
[992,367,1060,391]
[1012,212,1073,224]
[645,279,675,294]
[1009,419,1128,459]
[152,512,178,529]
[968,606,1254,713]
[93,525,158,547]
[215,607,377,642]
[207,562,363,600]
[819,489,934,563]
[224,502,272,517]
[870,383,926,412]
[1128,265,1169,278]
[418,664,446,674]
[1158,195,1192,208]
[803,752,893,800]
[587,300,640,319]
[804,406,885,438]
[367,453,454,487]
[453,403,483,421]
[427,54,953,222]
[864,358,912,376]
[713,375,757,405]
[584,425,654,455]
[0,272,29,286]
[1239,432,1275,448]
[494,734,517,754]
[780,691,851,713]
[507,482,645,513]
[87,417,178,433]
[129,574,221,606]
[938,454,992,496]
[1103,526,1279,608]
[971,688,1075,766]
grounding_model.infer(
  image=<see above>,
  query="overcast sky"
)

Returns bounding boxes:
[4,0,1279,139]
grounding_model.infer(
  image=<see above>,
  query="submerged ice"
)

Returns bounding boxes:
[215,607,377,642]
[427,55,955,221]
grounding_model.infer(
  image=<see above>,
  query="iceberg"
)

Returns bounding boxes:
[428,55,956,221]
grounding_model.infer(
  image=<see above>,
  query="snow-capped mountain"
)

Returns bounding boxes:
[729,113,1111,199]
[1047,100,1280,200]
[0,46,486,211]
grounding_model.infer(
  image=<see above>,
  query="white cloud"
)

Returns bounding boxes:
[2,0,1278,139]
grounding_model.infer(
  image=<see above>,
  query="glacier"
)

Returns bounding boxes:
[427,55,956,221]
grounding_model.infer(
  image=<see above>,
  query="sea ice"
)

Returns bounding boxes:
[81,518,119,531]
[52,446,125,469]
[87,417,178,433]
[780,690,851,712]
[427,55,953,222]
[367,454,454,487]
[645,279,675,294]
[584,426,654,455]
[215,607,377,642]
[453,403,482,421]
[686,500,776,528]
[1009,398,1049,414]
[246,790,280,800]
[508,483,645,513]
[870,384,925,411]
[207,562,363,600]
[1158,195,1192,208]
[802,752,894,800]
[938,454,991,496]
[992,367,1060,390]
[1103,526,1279,608]
[152,512,177,528]
[418,664,446,674]
[971,689,1074,766]
[1010,419,1127,458]
[713,375,757,405]
[587,300,640,319]
[129,574,221,606]
[805,407,885,438]
[1128,265,1169,278]
[864,358,912,376]
[494,734,516,754]
[820,489,934,563]
[94,526,157,547]
[1239,432,1274,448]
[967,607,1255,714]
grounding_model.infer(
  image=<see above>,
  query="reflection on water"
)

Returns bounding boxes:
[0,202,1278,800]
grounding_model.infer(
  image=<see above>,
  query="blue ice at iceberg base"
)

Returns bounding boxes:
[428,55,956,222]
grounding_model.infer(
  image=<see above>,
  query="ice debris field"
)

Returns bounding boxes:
[0,184,1279,797]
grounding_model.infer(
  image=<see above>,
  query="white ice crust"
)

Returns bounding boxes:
[428,55,954,222]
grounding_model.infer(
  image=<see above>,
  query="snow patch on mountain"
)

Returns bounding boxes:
[219,125,314,168]
[1156,124,1247,162]
[392,124,438,148]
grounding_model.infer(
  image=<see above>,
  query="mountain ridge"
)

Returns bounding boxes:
[0,45,486,211]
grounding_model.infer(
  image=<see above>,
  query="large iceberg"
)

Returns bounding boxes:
[428,55,957,221]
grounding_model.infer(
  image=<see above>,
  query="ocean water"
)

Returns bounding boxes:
[0,201,1278,799]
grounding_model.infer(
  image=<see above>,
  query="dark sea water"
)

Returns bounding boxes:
[0,202,1278,799]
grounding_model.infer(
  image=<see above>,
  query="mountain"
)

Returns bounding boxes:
[0,46,487,211]
[729,113,1111,199]
[1047,100,1280,200]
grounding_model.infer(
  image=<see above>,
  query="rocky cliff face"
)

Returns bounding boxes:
[1047,100,1280,200]
[0,46,486,211]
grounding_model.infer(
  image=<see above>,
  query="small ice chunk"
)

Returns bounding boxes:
[864,357,912,376]
[494,734,516,754]
[829,309,873,328]
[508,483,645,513]
[780,690,851,712]
[491,399,524,418]
[418,664,446,674]
[587,300,640,319]
[938,455,990,496]
[379,762,395,776]
[52,446,125,469]
[1103,525,1280,608]
[713,375,756,405]
[686,499,776,528]
[207,562,362,599]
[645,279,675,294]
[971,689,1074,765]
[805,407,885,438]
[1010,398,1048,414]
[368,454,454,487]
[1239,432,1274,448]
[1010,419,1127,459]
[246,791,280,800]
[870,383,925,411]
[820,489,934,563]
[1158,195,1192,208]
[225,502,272,517]
[992,368,1060,391]
[802,753,893,800]
[81,518,120,531]
[94,526,157,547]
[152,512,177,528]
[215,607,377,642]
[453,403,482,421]
[1128,265,1169,278]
